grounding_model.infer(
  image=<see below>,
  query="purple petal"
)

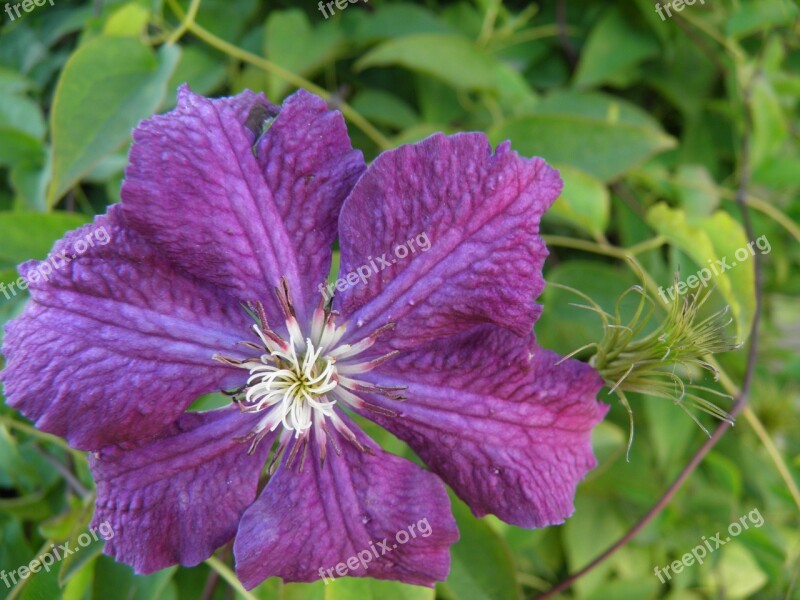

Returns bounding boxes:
[122,86,365,323]
[91,407,269,573]
[357,326,607,528]
[1,206,250,450]
[335,133,560,351]
[234,415,458,589]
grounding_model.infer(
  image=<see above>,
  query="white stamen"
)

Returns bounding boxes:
[242,331,339,437]
[217,291,404,460]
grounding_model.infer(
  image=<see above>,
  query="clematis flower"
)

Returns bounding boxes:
[1,86,607,589]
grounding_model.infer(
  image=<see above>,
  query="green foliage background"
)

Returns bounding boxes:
[0,0,798,598]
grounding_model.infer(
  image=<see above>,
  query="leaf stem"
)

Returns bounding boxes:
[541,234,664,259]
[165,0,201,45]
[726,190,800,244]
[164,0,393,151]
[204,557,259,600]
[0,415,75,454]
[742,406,800,508]
[538,63,774,597]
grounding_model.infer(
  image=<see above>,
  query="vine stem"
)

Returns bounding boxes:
[157,0,799,591]
[32,442,91,499]
[165,0,200,44]
[540,234,666,259]
[204,557,259,600]
[544,242,800,513]
[742,406,800,507]
[0,415,75,454]
[537,419,740,599]
[710,358,800,508]
[164,0,393,151]
[729,191,800,243]
[538,66,769,598]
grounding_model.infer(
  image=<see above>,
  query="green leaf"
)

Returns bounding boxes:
[47,36,180,206]
[49,500,105,587]
[355,34,506,93]
[0,285,26,340]
[489,91,675,181]
[643,393,697,470]
[645,204,756,342]
[62,558,96,600]
[0,517,34,585]
[750,77,788,171]
[725,0,798,38]
[702,452,743,497]
[324,578,433,600]
[38,499,86,541]
[350,89,419,130]
[265,10,343,100]
[18,557,63,600]
[545,165,609,238]
[493,63,539,115]
[163,45,226,110]
[193,0,259,42]
[534,91,664,129]
[415,75,464,124]
[10,158,51,212]
[709,544,767,598]
[0,212,91,269]
[538,262,637,354]
[92,558,176,600]
[642,34,716,118]
[673,165,720,216]
[0,425,41,490]
[102,3,151,37]
[583,579,660,600]
[574,7,659,89]
[563,495,627,597]
[439,496,521,600]
[0,67,36,95]
[489,113,675,182]
[0,129,45,169]
[392,123,453,146]
[0,90,46,139]
[591,420,627,466]
[349,3,453,43]
[282,580,326,600]
[0,488,54,521]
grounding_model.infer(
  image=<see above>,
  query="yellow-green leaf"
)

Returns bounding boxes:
[646,204,757,342]
[47,37,179,206]
[546,164,609,238]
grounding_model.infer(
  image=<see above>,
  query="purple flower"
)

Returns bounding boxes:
[1,87,607,588]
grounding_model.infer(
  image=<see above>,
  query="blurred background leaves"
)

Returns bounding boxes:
[0,0,798,598]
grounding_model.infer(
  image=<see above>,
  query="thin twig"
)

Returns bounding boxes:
[666,3,727,74]
[205,557,258,600]
[166,0,200,44]
[32,442,91,500]
[556,0,578,71]
[200,564,221,600]
[0,415,74,454]
[742,406,800,508]
[538,63,762,600]
[164,0,393,151]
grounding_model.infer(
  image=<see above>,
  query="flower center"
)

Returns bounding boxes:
[213,278,404,468]
[244,336,338,435]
